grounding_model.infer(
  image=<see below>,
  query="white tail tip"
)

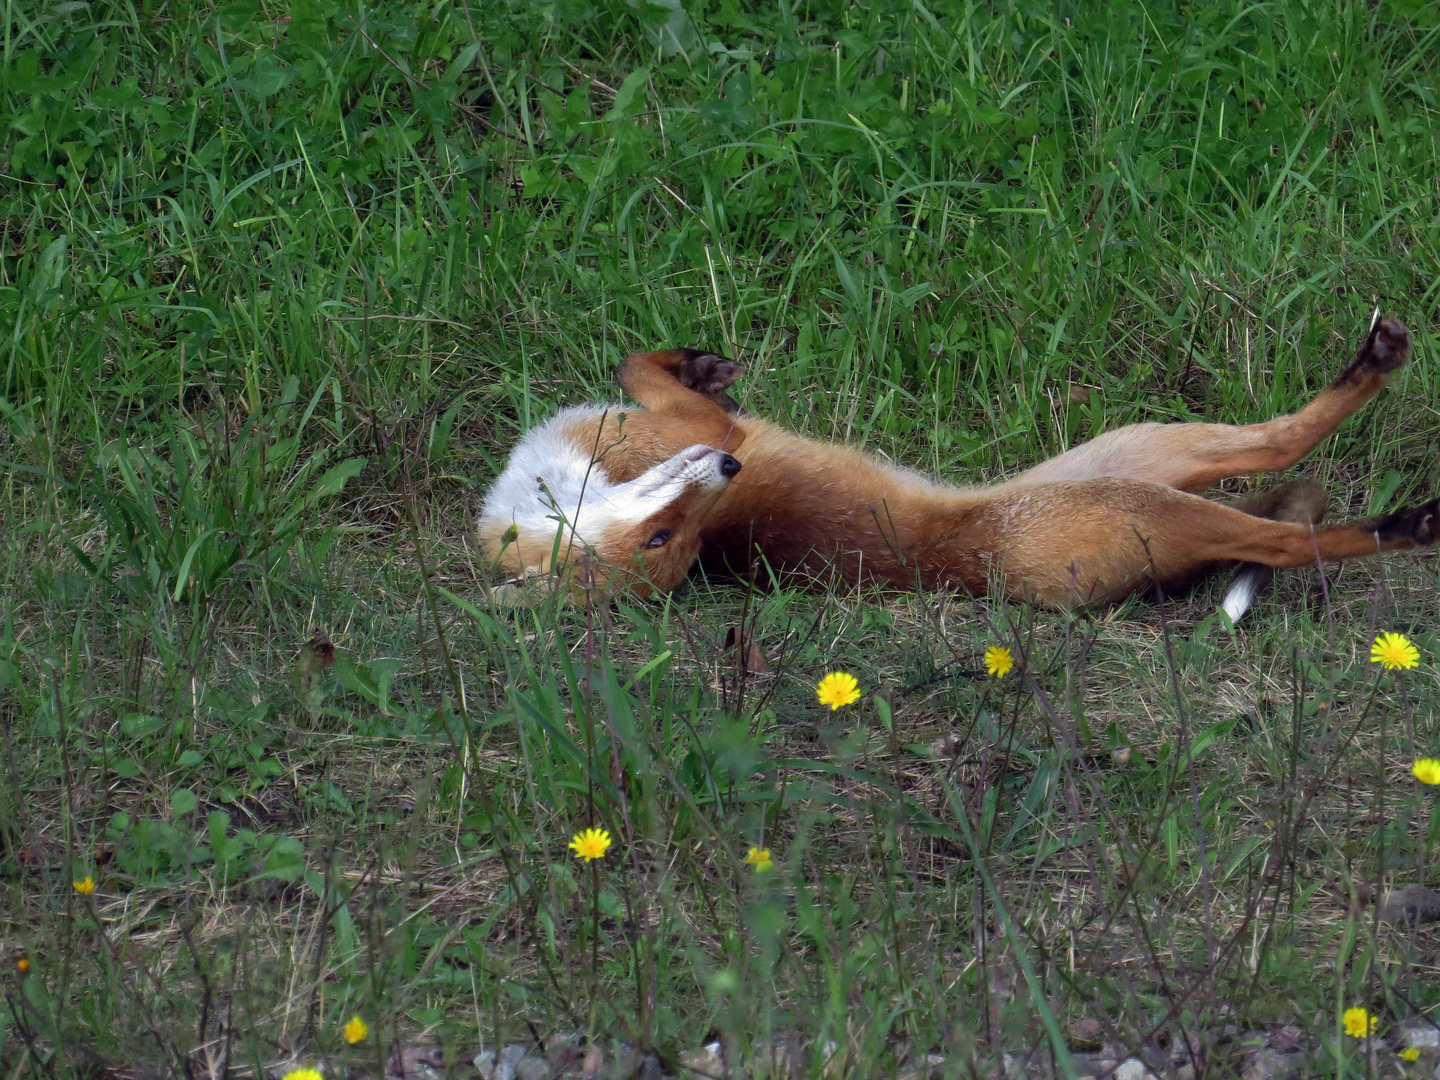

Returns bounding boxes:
[1222,564,1272,624]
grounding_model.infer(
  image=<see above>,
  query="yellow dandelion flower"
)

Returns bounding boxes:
[283,1070,324,1080]
[983,645,1014,678]
[1342,1006,1377,1038]
[72,876,96,896]
[16,957,29,974]
[1371,633,1420,671]
[743,846,774,873]
[1399,1047,1420,1062]
[816,671,861,710]
[1413,758,1440,785]
[343,1015,369,1044]
[569,827,612,862]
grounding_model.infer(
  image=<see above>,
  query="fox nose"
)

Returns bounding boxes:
[719,454,742,479]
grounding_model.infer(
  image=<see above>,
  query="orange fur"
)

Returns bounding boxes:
[482,323,1437,607]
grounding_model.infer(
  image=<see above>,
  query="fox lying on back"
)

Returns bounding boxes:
[479,318,1437,615]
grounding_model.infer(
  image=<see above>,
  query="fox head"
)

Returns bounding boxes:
[480,435,741,600]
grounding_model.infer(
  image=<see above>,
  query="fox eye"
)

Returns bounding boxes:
[645,529,673,549]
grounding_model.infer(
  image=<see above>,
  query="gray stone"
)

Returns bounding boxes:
[1113,1059,1154,1080]
[475,1045,532,1080]
[1066,1019,1104,1052]
[677,1043,723,1079]
[1403,1019,1440,1050]
[1241,1049,1304,1080]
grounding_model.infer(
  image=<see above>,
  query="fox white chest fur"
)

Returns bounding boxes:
[478,404,739,589]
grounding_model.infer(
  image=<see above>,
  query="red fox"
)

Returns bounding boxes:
[478,317,1436,616]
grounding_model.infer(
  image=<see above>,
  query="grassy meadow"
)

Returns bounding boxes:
[3,0,1440,1075]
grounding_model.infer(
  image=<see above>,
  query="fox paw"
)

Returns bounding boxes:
[1337,317,1411,384]
[673,349,744,414]
[1374,496,1438,546]
[674,349,743,395]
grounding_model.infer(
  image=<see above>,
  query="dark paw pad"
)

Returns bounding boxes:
[675,349,744,395]
[1343,317,1411,380]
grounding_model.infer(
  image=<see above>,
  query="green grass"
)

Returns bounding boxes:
[3,0,1440,1075]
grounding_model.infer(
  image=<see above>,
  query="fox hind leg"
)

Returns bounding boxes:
[988,477,1437,608]
[1011,318,1411,493]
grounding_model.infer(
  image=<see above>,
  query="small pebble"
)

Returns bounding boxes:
[475,1044,530,1080]
[677,1042,722,1077]
[1114,1058,1154,1080]
[1404,1023,1440,1050]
